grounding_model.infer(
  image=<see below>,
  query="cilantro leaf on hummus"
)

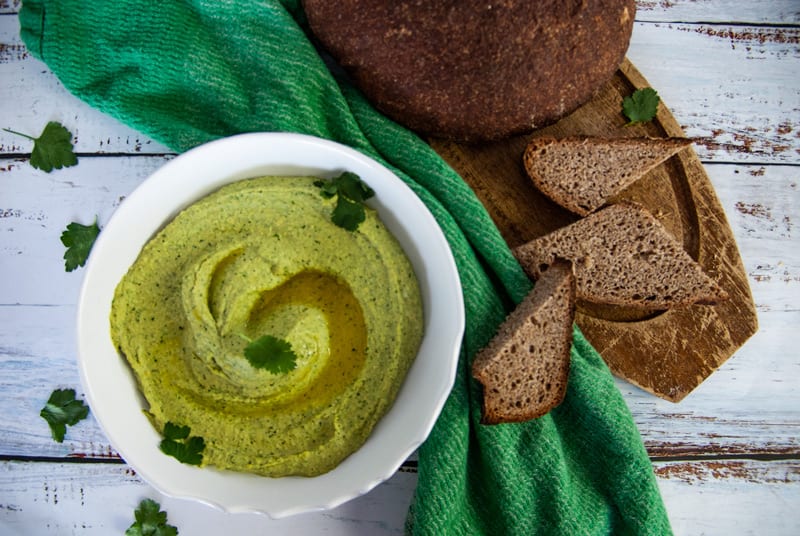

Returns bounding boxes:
[159,422,205,466]
[125,498,179,536]
[622,88,660,125]
[61,218,100,272]
[40,388,90,443]
[3,121,78,172]
[332,194,367,231]
[333,171,375,203]
[243,334,298,374]
[162,422,191,441]
[314,172,375,231]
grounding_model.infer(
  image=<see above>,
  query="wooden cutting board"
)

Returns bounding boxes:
[429,58,759,402]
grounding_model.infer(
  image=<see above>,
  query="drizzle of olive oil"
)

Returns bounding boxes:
[247,270,367,410]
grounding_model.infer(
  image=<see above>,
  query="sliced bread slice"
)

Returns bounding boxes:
[513,202,728,309]
[523,136,692,216]
[472,260,576,424]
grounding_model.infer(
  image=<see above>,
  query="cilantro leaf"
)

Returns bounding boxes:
[314,179,339,198]
[622,88,660,125]
[60,218,100,272]
[332,195,367,231]
[160,438,205,466]
[40,388,90,443]
[314,172,375,231]
[162,422,190,441]
[184,436,206,460]
[159,422,205,466]
[334,171,375,203]
[125,498,179,536]
[244,334,298,374]
[3,121,78,172]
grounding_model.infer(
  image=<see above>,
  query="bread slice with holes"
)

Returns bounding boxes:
[513,202,728,309]
[472,259,576,424]
[524,136,692,216]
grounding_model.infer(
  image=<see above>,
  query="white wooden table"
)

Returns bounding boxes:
[1,2,798,534]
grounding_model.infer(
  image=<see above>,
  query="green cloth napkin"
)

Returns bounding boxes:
[20,1,672,534]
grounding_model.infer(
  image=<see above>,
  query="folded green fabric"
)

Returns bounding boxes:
[20,1,672,533]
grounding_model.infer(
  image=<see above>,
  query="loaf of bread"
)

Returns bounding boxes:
[524,136,692,216]
[472,260,576,424]
[302,0,636,141]
[513,202,729,309]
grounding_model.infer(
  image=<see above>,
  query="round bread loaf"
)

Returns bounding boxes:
[302,0,636,142]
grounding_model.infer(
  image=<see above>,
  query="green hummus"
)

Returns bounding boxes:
[110,176,424,477]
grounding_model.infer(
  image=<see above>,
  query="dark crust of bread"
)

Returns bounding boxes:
[472,260,576,424]
[302,0,636,142]
[512,202,730,309]
[524,136,693,216]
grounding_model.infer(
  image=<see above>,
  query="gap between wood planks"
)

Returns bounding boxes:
[2,453,799,475]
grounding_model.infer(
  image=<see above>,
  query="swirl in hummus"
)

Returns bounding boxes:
[110,176,424,477]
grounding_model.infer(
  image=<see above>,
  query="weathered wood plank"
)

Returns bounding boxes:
[0,155,172,306]
[1,158,796,316]
[1,459,797,535]
[2,1,798,23]
[654,459,800,535]
[618,310,800,457]
[628,22,800,164]
[1,16,798,164]
[0,460,416,534]
[1,304,796,459]
[1,161,796,312]
[0,304,112,459]
[635,0,800,24]
[0,2,19,15]
[706,163,800,313]
[0,150,797,458]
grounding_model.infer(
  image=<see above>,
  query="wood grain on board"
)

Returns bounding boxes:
[430,58,759,402]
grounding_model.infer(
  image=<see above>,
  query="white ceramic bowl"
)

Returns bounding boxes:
[77,133,464,518]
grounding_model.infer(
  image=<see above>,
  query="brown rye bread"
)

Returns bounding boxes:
[513,202,729,309]
[523,136,693,216]
[302,0,636,142]
[472,260,576,424]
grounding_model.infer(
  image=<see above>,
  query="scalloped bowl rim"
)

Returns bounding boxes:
[76,132,464,518]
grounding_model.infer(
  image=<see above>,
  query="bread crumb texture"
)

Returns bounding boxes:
[472,260,576,424]
[513,202,729,309]
[523,136,692,216]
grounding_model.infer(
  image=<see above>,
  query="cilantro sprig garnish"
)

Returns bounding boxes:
[622,88,661,125]
[125,498,179,536]
[159,422,205,466]
[242,334,298,374]
[40,388,90,443]
[314,172,375,231]
[3,121,78,172]
[60,218,100,272]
